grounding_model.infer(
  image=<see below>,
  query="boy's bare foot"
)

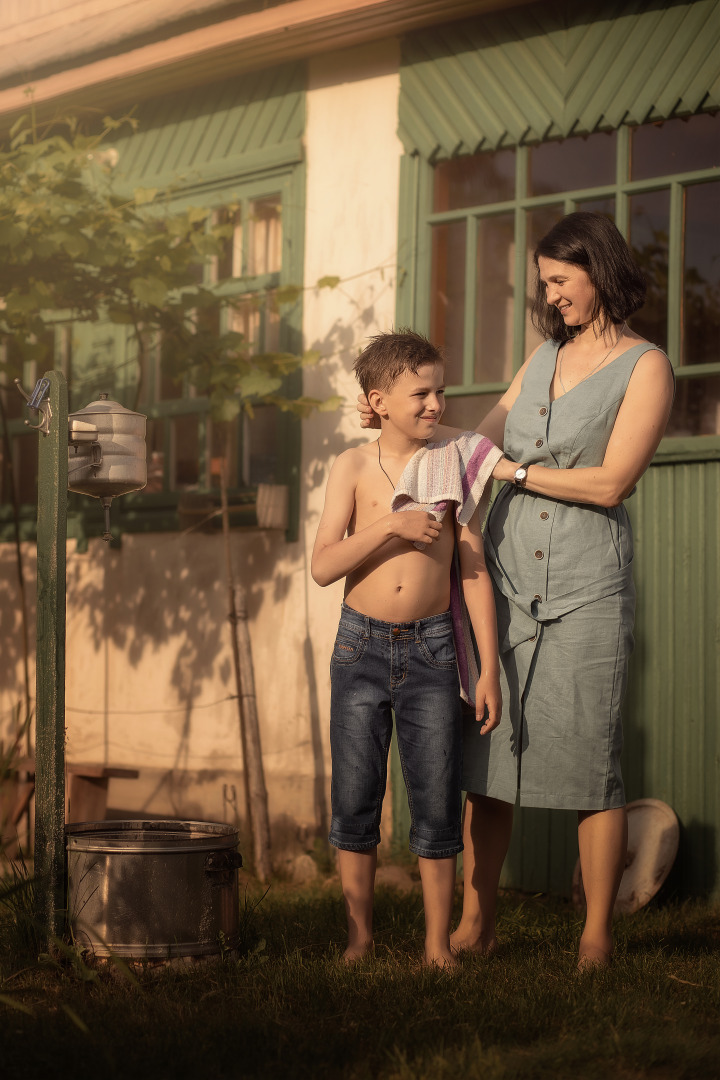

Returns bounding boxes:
[423,944,459,969]
[449,921,498,955]
[342,940,374,964]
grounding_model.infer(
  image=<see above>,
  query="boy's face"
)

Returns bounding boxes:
[370,362,446,440]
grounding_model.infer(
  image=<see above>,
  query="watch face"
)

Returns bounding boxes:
[515,467,528,482]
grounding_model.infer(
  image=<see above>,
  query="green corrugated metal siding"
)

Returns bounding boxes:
[399,0,720,156]
[110,61,305,185]
[624,459,720,897]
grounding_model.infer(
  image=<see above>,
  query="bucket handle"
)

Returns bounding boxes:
[204,850,244,877]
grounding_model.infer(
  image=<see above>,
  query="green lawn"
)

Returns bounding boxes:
[2,872,720,1079]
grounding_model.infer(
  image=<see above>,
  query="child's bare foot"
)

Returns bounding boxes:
[450,920,498,955]
[423,944,459,969]
[342,940,374,964]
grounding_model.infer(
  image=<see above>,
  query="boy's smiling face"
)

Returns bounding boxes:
[370,362,446,441]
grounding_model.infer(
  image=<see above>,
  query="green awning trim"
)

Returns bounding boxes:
[399,0,720,159]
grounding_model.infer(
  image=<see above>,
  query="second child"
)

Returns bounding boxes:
[311,330,502,967]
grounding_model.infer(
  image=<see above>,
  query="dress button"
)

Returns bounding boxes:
[534,550,544,559]
[539,407,547,416]
[533,594,542,602]
[535,439,543,447]
[540,511,549,520]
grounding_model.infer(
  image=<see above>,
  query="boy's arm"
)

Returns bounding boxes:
[311,452,443,587]
[455,513,502,734]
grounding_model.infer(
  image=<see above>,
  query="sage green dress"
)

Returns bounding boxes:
[462,339,662,811]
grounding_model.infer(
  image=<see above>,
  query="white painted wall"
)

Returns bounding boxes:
[0,39,404,865]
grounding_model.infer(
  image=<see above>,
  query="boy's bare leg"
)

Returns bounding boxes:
[337,848,377,962]
[577,806,627,968]
[418,854,458,967]
[450,793,513,954]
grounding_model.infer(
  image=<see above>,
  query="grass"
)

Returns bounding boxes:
[1,865,720,1079]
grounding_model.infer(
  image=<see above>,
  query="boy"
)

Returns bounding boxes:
[311,330,502,967]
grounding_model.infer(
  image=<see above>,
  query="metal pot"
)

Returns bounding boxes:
[66,820,243,958]
[68,395,147,499]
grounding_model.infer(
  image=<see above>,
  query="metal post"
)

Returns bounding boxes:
[33,370,68,943]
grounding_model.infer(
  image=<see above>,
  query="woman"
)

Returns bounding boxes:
[358,212,674,966]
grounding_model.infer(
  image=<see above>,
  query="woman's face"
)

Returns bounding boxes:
[537,256,598,329]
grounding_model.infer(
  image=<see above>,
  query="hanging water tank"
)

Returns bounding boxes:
[68,394,147,540]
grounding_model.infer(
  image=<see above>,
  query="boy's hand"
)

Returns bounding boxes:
[390,511,442,545]
[474,672,502,735]
[357,393,380,429]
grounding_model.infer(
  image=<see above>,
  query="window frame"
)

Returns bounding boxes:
[398,120,720,462]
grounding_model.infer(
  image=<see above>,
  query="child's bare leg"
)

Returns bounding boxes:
[418,854,458,968]
[577,806,627,968]
[337,847,377,962]
[450,793,513,954]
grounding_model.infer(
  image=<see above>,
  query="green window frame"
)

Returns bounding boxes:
[397,114,720,463]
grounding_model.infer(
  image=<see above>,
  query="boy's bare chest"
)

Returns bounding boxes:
[351,472,396,530]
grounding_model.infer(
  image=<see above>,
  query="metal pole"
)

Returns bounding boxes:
[33,370,68,943]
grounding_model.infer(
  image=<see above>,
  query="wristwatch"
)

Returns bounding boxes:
[513,463,530,488]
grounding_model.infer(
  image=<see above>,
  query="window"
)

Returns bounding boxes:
[141,193,285,498]
[421,113,720,442]
[0,175,303,542]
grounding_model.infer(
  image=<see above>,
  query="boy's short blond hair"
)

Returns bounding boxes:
[353,329,444,397]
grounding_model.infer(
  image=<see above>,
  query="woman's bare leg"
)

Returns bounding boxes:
[418,855,458,968]
[337,848,377,962]
[450,793,514,953]
[577,806,628,967]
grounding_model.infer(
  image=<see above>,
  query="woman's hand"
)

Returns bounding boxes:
[357,393,380,429]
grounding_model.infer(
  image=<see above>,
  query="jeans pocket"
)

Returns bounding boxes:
[417,626,457,670]
[331,623,367,665]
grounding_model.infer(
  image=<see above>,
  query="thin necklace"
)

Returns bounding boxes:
[377,438,428,492]
[377,439,396,491]
[558,322,626,394]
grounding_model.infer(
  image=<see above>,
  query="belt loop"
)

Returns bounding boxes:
[364,613,370,639]
[414,618,421,643]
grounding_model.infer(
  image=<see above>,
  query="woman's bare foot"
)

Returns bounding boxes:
[342,940,374,964]
[450,920,498,955]
[577,935,612,970]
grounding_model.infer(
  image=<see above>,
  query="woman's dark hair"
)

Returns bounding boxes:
[531,212,647,342]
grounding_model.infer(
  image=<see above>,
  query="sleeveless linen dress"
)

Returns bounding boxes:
[462,339,661,812]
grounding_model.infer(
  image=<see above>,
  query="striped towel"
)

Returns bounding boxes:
[391,432,503,705]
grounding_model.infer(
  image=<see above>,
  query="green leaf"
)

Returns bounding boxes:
[130,276,168,307]
[210,395,241,423]
[274,285,302,306]
[318,394,344,412]
[133,187,158,205]
[238,371,282,399]
[316,275,341,290]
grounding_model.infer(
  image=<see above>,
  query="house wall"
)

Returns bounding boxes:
[1,39,403,865]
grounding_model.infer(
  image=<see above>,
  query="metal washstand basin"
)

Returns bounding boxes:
[66,820,243,959]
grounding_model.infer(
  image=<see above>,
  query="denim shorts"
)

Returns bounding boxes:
[329,602,463,859]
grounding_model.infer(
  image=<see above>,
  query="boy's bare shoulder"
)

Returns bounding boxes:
[332,442,377,472]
